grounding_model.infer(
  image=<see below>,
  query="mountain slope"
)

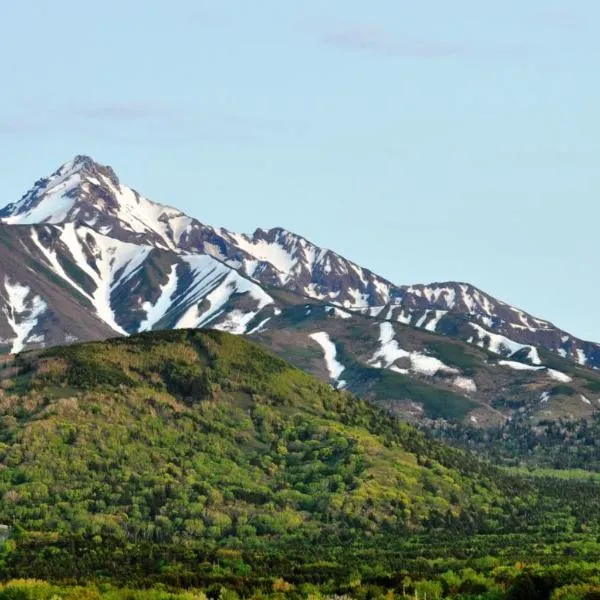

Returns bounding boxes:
[372,281,599,367]
[250,297,600,425]
[1,155,600,429]
[0,221,277,353]
[2,329,600,583]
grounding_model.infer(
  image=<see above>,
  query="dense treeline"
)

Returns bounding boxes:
[6,561,600,599]
[426,415,600,471]
[1,330,600,597]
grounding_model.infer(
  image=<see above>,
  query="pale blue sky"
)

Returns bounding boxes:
[1,1,599,340]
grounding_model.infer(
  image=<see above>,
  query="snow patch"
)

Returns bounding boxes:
[547,369,572,383]
[369,322,458,377]
[246,317,271,335]
[138,264,179,332]
[525,347,542,366]
[309,331,346,388]
[453,377,477,393]
[174,256,273,333]
[424,310,446,332]
[59,225,151,334]
[415,312,429,329]
[369,306,385,318]
[469,323,531,357]
[369,322,411,368]
[226,232,295,280]
[411,353,457,377]
[498,360,544,372]
[576,348,587,365]
[395,310,413,326]
[215,309,263,335]
[1,173,81,225]
[346,287,369,307]
[1,279,48,353]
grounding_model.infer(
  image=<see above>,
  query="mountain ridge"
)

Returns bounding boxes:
[1,155,600,429]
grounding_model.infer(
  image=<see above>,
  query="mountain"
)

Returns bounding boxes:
[0,155,397,307]
[1,155,600,427]
[2,329,600,585]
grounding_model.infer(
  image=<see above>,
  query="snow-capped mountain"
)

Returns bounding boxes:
[2,155,600,426]
[0,155,205,251]
[0,155,396,308]
[0,221,276,353]
[364,281,599,368]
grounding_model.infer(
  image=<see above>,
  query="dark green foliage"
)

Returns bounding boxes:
[585,380,600,393]
[551,385,577,397]
[430,413,600,472]
[368,369,478,420]
[426,341,482,376]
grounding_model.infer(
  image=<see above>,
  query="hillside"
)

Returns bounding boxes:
[251,296,600,426]
[0,329,530,543]
[1,330,600,588]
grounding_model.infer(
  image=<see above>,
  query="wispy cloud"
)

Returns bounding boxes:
[0,102,306,146]
[320,26,468,58]
[0,103,169,138]
[309,21,526,60]
[72,102,168,121]
[69,103,303,134]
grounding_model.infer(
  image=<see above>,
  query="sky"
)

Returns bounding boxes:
[1,1,599,340]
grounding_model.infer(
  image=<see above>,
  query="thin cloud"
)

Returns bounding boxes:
[0,102,303,146]
[321,26,469,58]
[102,130,261,146]
[310,21,526,60]
[70,104,303,135]
[72,103,168,121]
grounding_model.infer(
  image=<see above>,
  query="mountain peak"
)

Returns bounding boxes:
[0,155,125,226]
[0,155,206,254]
[60,154,120,187]
[69,154,96,170]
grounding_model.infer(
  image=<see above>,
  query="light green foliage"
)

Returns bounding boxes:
[0,330,543,549]
[0,331,600,597]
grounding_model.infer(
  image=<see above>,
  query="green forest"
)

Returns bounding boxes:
[427,415,600,472]
[1,330,600,598]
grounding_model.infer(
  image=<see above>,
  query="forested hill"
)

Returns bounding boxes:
[1,329,600,587]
